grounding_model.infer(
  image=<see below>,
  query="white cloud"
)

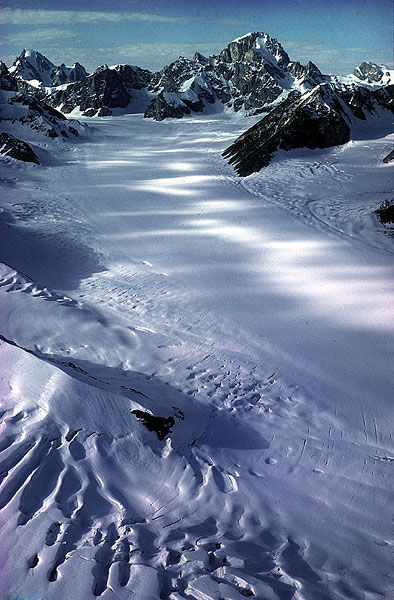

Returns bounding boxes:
[2,27,77,45]
[0,8,183,25]
[283,40,391,74]
[0,7,246,27]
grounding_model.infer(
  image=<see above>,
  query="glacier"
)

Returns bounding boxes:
[0,109,393,599]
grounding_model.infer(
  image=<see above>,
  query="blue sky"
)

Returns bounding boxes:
[0,0,392,74]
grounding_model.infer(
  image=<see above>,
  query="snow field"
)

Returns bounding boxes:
[0,113,393,599]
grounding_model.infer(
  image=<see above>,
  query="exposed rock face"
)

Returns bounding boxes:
[47,64,154,116]
[144,32,323,119]
[0,131,40,164]
[220,32,290,67]
[6,35,394,123]
[223,84,351,176]
[9,50,88,87]
[223,82,394,176]
[0,62,18,91]
[1,92,82,139]
[0,70,86,158]
[383,149,394,163]
[144,92,195,120]
[51,62,88,86]
[353,62,392,84]
[337,84,394,120]
[144,75,212,121]
[375,200,394,224]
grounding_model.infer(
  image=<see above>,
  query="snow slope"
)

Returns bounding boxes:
[0,113,393,600]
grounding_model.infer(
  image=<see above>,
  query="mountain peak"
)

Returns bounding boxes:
[221,31,290,67]
[9,49,88,87]
[352,61,393,85]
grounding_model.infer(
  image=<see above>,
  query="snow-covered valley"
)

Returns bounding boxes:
[0,113,393,600]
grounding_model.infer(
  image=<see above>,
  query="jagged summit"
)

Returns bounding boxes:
[352,61,393,85]
[9,49,55,85]
[9,49,88,87]
[224,31,290,67]
[5,34,393,123]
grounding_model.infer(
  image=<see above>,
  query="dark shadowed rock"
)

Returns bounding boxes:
[287,61,324,86]
[383,149,394,163]
[51,62,88,86]
[223,82,394,175]
[131,410,175,441]
[144,92,191,121]
[375,200,394,224]
[0,132,40,164]
[47,64,153,116]
[353,62,388,83]
[0,62,18,91]
[337,84,394,120]
[9,50,88,87]
[222,84,351,176]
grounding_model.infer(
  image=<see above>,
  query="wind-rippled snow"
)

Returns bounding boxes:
[0,113,393,600]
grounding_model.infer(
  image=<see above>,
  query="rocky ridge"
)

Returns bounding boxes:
[48,63,154,117]
[0,131,40,164]
[222,82,394,175]
[2,34,393,170]
[2,33,330,119]
[9,49,88,88]
[0,62,87,165]
[3,34,393,123]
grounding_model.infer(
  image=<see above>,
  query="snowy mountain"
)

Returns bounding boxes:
[9,49,88,88]
[2,35,393,167]
[3,33,328,118]
[351,61,393,85]
[48,63,154,117]
[1,30,394,600]
[0,62,87,164]
[144,32,328,120]
[5,34,393,125]
[223,82,394,175]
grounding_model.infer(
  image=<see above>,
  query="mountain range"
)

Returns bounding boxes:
[0,32,393,171]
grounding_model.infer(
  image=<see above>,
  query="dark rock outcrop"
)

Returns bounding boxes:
[223,85,351,176]
[337,84,394,120]
[0,61,18,91]
[47,64,153,116]
[51,62,88,86]
[1,93,81,139]
[375,200,394,224]
[353,62,390,84]
[9,49,88,87]
[144,92,192,120]
[223,81,394,175]
[131,410,175,441]
[383,149,394,163]
[7,35,393,123]
[143,32,321,120]
[0,131,39,164]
